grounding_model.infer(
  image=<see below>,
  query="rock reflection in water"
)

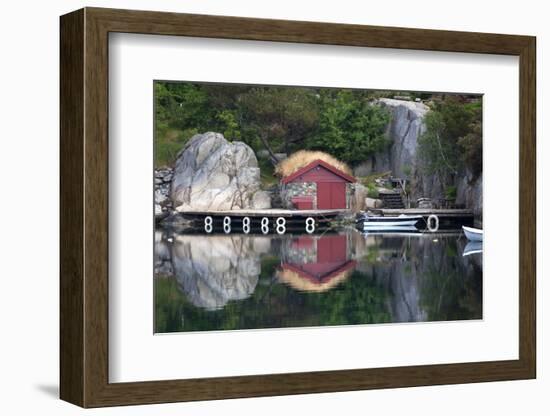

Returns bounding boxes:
[354,232,482,323]
[154,229,482,333]
[170,234,271,310]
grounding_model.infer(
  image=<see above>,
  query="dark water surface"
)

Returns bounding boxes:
[154,229,482,333]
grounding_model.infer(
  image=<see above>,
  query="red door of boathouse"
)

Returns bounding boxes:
[317,182,346,209]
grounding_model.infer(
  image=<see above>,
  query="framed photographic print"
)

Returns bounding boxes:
[60,7,536,408]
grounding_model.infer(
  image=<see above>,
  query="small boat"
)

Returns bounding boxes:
[358,213,422,228]
[463,241,483,256]
[462,226,483,241]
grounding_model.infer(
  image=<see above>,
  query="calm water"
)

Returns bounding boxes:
[154,228,482,333]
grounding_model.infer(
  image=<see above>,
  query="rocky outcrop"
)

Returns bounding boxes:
[355,99,429,178]
[365,197,383,209]
[456,172,483,220]
[171,132,271,211]
[357,99,481,219]
[378,98,429,178]
[350,183,368,212]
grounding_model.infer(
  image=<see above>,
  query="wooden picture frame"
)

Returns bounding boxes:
[60,7,536,408]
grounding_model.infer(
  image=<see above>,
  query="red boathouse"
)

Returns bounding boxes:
[281,159,356,210]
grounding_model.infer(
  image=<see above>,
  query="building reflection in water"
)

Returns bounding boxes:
[278,234,356,293]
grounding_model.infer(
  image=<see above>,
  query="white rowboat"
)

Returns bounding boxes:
[360,214,422,228]
[462,226,483,242]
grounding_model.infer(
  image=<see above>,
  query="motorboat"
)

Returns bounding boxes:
[462,226,483,242]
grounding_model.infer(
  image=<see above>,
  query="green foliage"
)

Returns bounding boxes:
[154,82,211,135]
[418,106,461,177]
[258,157,277,187]
[216,109,241,141]
[155,81,482,179]
[237,87,320,158]
[367,183,379,198]
[308,90,390,165]
[457,105,482,177]
[154,80,214,166]
[418,96,482,183]
[155,128,198,167]
[154,81,392,169]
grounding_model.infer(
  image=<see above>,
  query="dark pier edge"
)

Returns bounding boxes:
[60,7,536,408]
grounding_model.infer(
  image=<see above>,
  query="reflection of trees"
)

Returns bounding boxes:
[419,263,482,322]
[420,267,482,321]
[155,264,392,333]
[416,239,482,321]
[154,231,482,333]
[155,277,186,334]
[353,234,482,323]
[306,271,391,326]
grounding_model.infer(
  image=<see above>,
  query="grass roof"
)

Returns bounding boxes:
[275,150,352,178]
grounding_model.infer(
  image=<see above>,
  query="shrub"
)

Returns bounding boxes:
[154,128,198,167]
[367,183,379,199]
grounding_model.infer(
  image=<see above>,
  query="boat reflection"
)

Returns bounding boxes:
[463,241,483,257]
[362,225,420,235]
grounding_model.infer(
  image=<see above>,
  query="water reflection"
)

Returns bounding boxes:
[463,241,483,257]
[155,229,482,333]
[278,234,356,293]
[169,234,270,310]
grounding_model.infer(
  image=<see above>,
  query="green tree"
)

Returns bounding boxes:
[308,90,390,165]
[457,105,482,178]
[237,87,320,164]
[216,110,241,141]
[418,97,482,185]
[165,83,212,131]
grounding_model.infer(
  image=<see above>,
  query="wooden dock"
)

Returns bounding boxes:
[379,208,474,218]
[170,208,475,234]
[177,208,348,220]
[378,208,475,229]
[176,209,350,234]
